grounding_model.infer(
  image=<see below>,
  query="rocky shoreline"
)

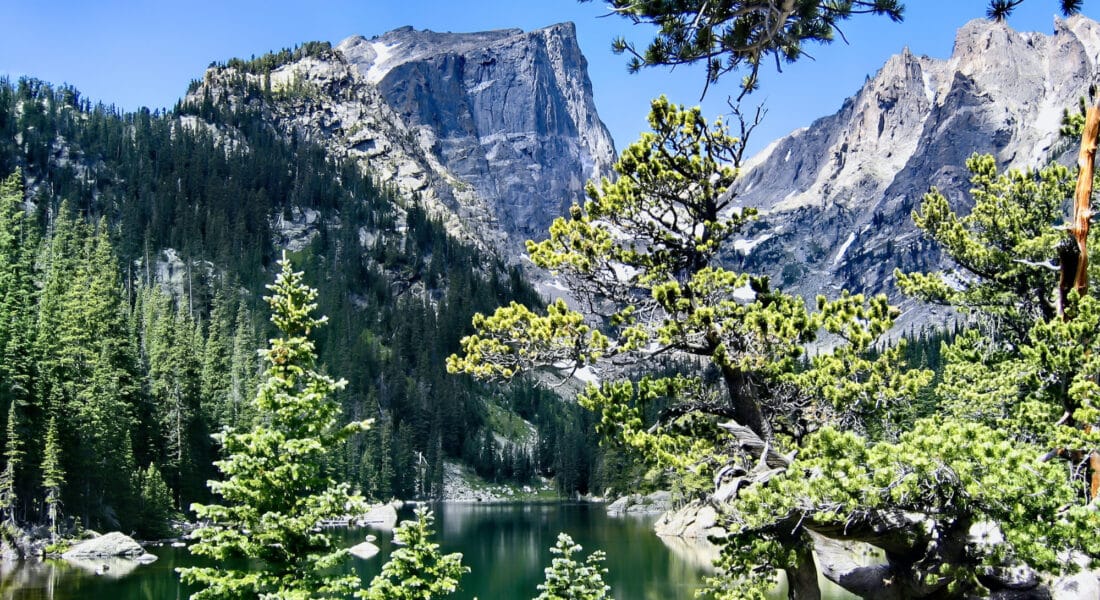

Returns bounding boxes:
[643,499,1100,600]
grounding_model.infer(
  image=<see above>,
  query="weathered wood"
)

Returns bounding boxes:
[785,537,822,600]
[717,420,792,469]
[805,509,932,560]
[1090,451,1100,500]
[1071,105,1100,296]
[1052,104,1100,501]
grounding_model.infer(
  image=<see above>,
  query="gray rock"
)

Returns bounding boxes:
[730,15,1100,329]
[607,491,673,516]
[361,504,398,530]
[605,495,632,515]
[61,532,145,559]
[1053,572,1100,600]
[344,23,616,256]
[187,22,615,262]
[349,541,380,560]
[654,500,725,540]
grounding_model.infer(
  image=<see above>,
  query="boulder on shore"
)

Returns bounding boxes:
[606,491,672,516]
[61,532,145,559]
[361,503,398,530]
[653,500,723,541]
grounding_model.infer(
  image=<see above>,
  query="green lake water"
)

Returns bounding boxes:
[0,502,855,599]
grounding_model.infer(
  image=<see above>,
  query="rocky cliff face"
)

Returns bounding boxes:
[730,16,1100,325]
[188,23,615,257]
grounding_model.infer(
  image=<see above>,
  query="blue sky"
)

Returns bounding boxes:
[1,1,1091,156]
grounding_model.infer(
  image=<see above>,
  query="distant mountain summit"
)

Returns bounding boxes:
[190,22,615,257]
[730,15,1100,326]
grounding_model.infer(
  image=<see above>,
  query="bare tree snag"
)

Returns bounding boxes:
[1054,104,1100,499]
[1090,451,1100,500]
[1059,105,1100,317]
[1071,105,1099,294]
[1078,106,1100,499]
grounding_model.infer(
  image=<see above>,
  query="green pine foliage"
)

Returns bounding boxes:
[359,506,468,600]
[135,463,174,539]
[450,98,929,598]
[584,0,904,97]
[589,1,1082,97]
[40,415,63,537]
[0,72,603,536]
[180,254,371,599]
[535,533,610,600]
[449,93,1100,597]
[0,400,22,524]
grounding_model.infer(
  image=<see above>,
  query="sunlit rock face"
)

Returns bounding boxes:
[340,23,615,252]
[728,16,1100,327]
[189,23,615,259]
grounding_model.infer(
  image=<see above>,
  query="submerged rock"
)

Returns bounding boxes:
[349,541,380,560]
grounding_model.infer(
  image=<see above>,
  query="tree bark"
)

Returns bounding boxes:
[1055,104,1100,499]
[1070,104,1099,296]
[805,509,931,560]
[784,535,822,600]
[720,364,771,441]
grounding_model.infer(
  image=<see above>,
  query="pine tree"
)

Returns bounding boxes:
[227,301,259,430]
[41,415,63,537]
[586,0,904,98]
[378,417,395,500]
[179,254,371,599]
[359,506,468,600]
[535,533,610,600]
[0,400,23,525]
[135,463,174,539]
[449,99,928,598]
[200,281,235,427]
[0,171,37,453]
[144,286,204,508]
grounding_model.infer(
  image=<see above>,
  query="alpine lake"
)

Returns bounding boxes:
[0,502,857,599]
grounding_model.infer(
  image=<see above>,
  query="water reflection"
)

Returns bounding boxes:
[0,503,720,599]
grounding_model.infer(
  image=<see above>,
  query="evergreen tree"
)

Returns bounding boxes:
[450,99,929,598]
[584,0,904,98]
[359,506,468,600]
[0,171,37,462]
[200,281,235,426]
[135,462,174,539]
[144,285,204,508]
[0,400,22,525]
[590,1,1081,98]
[41,415,63,537]
[227,301,259,430]
[535,533,610,600]
[179,254,371,599]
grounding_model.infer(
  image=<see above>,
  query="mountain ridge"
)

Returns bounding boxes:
[729,15,1100,327]
[189,22,616,259]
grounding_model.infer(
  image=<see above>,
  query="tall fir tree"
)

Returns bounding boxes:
[41,414,63,537]
[0,401,23,525]
[180,254,371,599]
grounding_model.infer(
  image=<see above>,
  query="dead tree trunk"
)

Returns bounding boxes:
[1054,103,1100,499]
